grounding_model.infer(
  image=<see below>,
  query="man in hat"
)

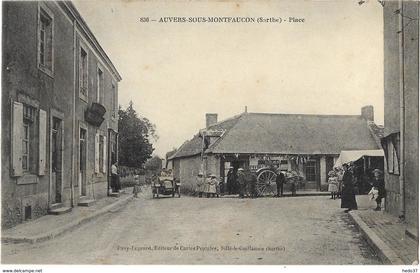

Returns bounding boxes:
[372,169,385,211]
[196,172,204,198]
[227,166,235,195]
[237,168,246,198]
[340,163,358,212]
[275,169,286,197]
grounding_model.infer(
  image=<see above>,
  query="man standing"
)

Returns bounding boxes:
[227,167,234,194]
[340,163,358,213]
[275,170,286,197]
[237,168,245,198]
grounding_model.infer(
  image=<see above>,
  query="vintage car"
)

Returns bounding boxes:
[151,172,181,198]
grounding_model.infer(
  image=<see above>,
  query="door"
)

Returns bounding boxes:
[107,130,117,195]
[51,117,63,204]
[79,128,87,196]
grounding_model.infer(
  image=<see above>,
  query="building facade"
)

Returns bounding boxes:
[382,1,419,235]
[2,1,122,228]
[170,107,382,193]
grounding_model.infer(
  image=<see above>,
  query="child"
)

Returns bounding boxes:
[368,186,379,203]
[327,170,338,200]
[133,178,142,198]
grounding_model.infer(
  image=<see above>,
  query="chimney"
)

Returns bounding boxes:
[361,105,374,121]
[206,113,218,129]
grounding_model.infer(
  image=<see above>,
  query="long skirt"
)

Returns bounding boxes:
[341,186,358,209]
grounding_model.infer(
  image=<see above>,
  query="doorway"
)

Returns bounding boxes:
[51,117,63,204]
[79,127,87,196]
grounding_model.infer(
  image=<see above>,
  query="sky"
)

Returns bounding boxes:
[73,0,384,158]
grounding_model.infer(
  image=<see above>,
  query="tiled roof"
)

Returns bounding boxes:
[170,112,381,159]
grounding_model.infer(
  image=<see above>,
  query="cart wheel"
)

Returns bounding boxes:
[256,170,277,197]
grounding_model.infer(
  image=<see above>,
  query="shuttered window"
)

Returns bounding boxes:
[11,102,23,176]
[95,133,100,173]
[38,109,47,175]
[96,133,107,174]
[79,46,88,99]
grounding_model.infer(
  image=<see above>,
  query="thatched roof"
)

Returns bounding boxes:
[170,112,381,159]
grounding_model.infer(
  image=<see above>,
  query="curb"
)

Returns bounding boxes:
[348,210,405,265]
[2,195,134,244]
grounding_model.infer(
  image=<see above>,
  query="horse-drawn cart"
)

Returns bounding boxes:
[254,167,304,197]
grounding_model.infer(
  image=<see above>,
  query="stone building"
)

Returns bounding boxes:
[169,107,382,193]
[382,1,419,237]
[2,1,122,228]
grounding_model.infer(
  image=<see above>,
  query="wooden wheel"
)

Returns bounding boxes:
[256,170,277,196]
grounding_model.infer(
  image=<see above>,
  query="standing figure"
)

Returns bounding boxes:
[237,168,245,198]
[209,174,218,198]
[249,171,257,198]
[111,162,120,193]
[372,169,385,211]
[275,170,286,197]
[327,170,338,200]
[335,167,343,198]
[196,172,204,198]
[227,167,235,194]
[340,164,358,212]
[205,174,212,198]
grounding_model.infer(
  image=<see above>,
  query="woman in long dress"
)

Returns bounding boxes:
[340,164,358,212]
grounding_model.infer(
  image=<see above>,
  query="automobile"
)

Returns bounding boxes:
[151,171,181,198]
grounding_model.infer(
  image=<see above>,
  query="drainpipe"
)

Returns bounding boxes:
[70,20,77,208]
[398,0,405,220]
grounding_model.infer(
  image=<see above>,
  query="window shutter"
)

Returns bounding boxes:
[38,109,47,175]
[11,101,23,176]
[103,136,107,173]
[95,132,100,173]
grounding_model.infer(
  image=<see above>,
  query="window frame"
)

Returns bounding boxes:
[111,82,117,119]
[37,3,54,77]
[22,104,36,174]
[96,65,104,104]
[79,44,89,102]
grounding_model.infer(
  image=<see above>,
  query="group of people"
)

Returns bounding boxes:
[329,163,385,213]
[195,167,288,199]
[195,173,221,198]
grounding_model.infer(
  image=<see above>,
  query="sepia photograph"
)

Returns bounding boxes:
[0,0,419,269]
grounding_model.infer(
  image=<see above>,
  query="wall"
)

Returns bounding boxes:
[401,1,419,230]
[178,156,202,192]
[2,1,74,228]
[1,1,120,228]
[383,1,419,230]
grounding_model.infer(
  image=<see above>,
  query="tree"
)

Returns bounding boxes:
[144,155,163,171]
[118,101,158,167]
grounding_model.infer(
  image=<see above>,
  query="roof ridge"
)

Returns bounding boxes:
[248,112,362,118]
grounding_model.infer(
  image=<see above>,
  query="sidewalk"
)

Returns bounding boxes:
[349,195,419,265]
[2,188,134,244]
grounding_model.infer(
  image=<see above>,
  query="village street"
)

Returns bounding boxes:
[2,191,381,265]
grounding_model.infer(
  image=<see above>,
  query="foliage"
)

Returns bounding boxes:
[144,155,163,171]
[118,101,158,168]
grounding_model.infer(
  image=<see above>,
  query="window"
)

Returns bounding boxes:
[305,160,317,181]
[22,104,36,172]
[97,67,103,103]
[38,6,53,74]
[95,132,107,174]
[79,47,88,99]
[99,135,104,172]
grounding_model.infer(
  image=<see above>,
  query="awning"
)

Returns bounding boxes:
[334,149,384,168]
